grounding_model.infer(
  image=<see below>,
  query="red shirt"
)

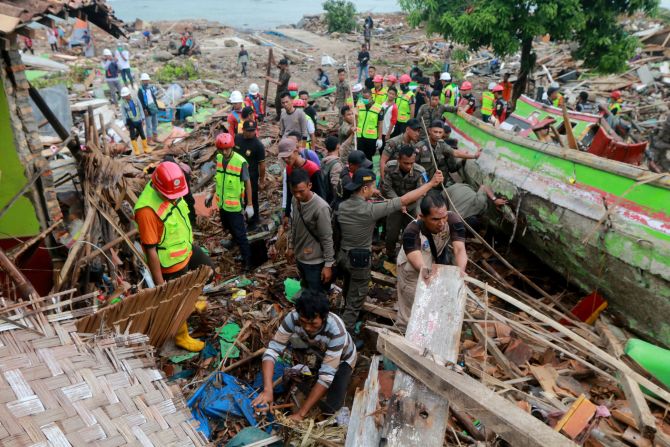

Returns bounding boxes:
[227,109,242,139]
[287,159,319,177]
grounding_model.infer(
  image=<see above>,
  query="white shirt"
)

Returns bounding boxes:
[115,50,131,69]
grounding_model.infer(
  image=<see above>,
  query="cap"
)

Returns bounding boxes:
[242,120,257,132]
[429,119,444,129]
[344,168,376,191]
[278,138,297,158]
[347,150,373,168]
[406,118,421,130]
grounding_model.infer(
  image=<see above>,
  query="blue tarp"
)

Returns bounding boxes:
[187,372,266,439]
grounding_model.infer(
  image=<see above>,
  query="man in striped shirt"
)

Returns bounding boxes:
[252,290,356,421]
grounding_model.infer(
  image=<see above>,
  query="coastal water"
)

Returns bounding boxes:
[108,0,401,29]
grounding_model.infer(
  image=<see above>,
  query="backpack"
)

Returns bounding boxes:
[321,157,342,204]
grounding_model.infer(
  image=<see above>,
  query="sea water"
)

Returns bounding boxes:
[108,0,401,29]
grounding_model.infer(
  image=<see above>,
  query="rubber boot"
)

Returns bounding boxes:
[131,140,141,155]
[175,321,204,352]
[194,296,208,313]
[142,139,153,154]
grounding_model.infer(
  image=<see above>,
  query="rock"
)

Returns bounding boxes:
[224,39,238,47]
[153,50,173,62]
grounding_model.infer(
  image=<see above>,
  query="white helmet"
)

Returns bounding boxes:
[352,83,363,93]
[102,48,112,56]
[248,83,260,95]
[488,82,497,91]
[140,73,151,81]
[440,72,451,81]
[120,87,131,97]
[229,90,244,103]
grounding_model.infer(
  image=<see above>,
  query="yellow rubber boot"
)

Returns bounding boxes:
[194,296,208,313]
[142,139,153,154]
[175,321,205,352]
[131,140,141,155]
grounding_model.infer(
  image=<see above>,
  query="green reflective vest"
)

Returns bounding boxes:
[552,93,564,108]
[216,151,247,212]
[121,98,142,122]
[134,182,193,269]
[441,84,458,107]
[609,102,621,115]
[372,87,388,105]
[481,91,494,116]
[356,102,382,140]
[396,90,414,123]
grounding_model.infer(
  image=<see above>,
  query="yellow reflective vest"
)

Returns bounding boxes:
[481,91,494,116]
[216,151,247,212]
[356,101,382,140]
[396,90,414,123]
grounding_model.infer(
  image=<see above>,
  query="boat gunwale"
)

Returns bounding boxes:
[447,111,670,190]
[516,95,601,123]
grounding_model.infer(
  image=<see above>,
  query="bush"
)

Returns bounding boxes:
[323,0,356,34]
[155,59,198,83]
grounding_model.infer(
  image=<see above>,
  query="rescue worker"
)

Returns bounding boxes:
[385,74,397,89]
[120,87,152,155]
[134,161,214,351]
[206,133,254,271]
[446,182,508,230]
[336,167,444,336]
[415,91,456,140]
[234,120,266,230]
[333,68,353,116]
[266,58,291,121]
[337,150,372,202]
[492,84,508,124]
[396,191,467,328]
[252,290,356,421]
[227,90,245,138]
[293,98,316,149]
[500,72,513,103]
[279,138,326,226]
[547,86,564,108]
[321,136,344,204]
[355,89,383,161]
[245,83,265,122]
[480,82,496,123]
[380,87,399,145]
[458,81,477,115]
[439,72,459,107]
[382,145,428,273]
[371,74,387,105]
[608,90,623,115]
[137,73,160,145]
[279,92,309,144]
[380,118,422,180]
[338,105,356,163]
[648,119,670,173]
[102,48,121,105]
[575,91,596,114]
[393,74,415,137]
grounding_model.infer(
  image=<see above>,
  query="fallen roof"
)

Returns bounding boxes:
[0,0,124,38]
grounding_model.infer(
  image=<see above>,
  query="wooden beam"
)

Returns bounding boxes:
[345,356,382,446]
[377,331,577,447]
[596,321,657,438]
[465,277,670,405]
[371,270,396,287]
[363,302,397,320]
[383,265,465,446]
[466,310,523,379]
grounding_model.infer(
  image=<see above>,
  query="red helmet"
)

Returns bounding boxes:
[292,98,306,107]
[152,161,188,200]
[288,82,299,92]
[491,84,504,93]
[373,74,384,83]
[385,74,397,83]
[460,81,472,91]
[610,90,621,100]
[216,133,234,150]
[399,74,411,84]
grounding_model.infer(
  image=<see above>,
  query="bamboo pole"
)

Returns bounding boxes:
[344,55,358,150]
[0,248,39,301]
[263,48,274,117]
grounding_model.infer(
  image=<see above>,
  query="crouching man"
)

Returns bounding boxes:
[252,290,356,421]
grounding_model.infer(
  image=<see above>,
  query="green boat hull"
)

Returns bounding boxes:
[445,112,670,346]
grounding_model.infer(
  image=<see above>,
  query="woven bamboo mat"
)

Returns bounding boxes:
[0,319,208,446]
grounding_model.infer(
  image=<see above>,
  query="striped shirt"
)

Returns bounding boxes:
[263,311,357,388]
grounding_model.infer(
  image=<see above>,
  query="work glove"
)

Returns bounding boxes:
[245,206,255,219]
[376,138,383,150]
[204,194,213,208]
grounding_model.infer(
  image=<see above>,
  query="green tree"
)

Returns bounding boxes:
[400,0,657,103]
[323,0,357,34]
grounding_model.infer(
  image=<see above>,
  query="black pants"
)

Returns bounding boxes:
[163,244,214,281]
[241,62,247,76]
[178,45,190,55]
[128,121,146,140]
[220,209,251,265]
[296,362,353,414]
[358,137,377,161]
[391,122,406,138]
[297,261,327,293]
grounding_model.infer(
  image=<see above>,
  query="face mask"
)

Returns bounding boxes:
[401,85,409,92]
[361,98,370,105]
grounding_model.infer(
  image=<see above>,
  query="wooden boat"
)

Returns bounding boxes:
[444,103,670,347]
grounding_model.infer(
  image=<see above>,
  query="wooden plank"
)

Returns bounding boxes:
[465,277,670,405]
[345,356,381,446]
[377,331,577,447]
[596,321,657,438]
[382,265,465,447]
[466,310,523,379]
[363,302,397,320]
[371,270,396,287]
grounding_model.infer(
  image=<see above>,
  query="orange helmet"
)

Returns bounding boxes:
[288,82,299,92]
[215,133,234,150]
[491,84,504,93]
[292,98,306,107]
[460,81,472,91]
[610,90,621,100]
[399,74,411,84]
[385,74,397,83]
[373,74,384,83]
[151,162,188,199]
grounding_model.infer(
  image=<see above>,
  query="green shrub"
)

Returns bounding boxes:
[323,0,357,34]
[155,59,198,83]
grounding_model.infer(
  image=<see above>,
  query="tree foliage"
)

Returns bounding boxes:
[323,0,357,34]
[400,0,657,100]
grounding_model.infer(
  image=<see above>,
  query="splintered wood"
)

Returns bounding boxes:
[0,320,206,446]
[76,267,210,348]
